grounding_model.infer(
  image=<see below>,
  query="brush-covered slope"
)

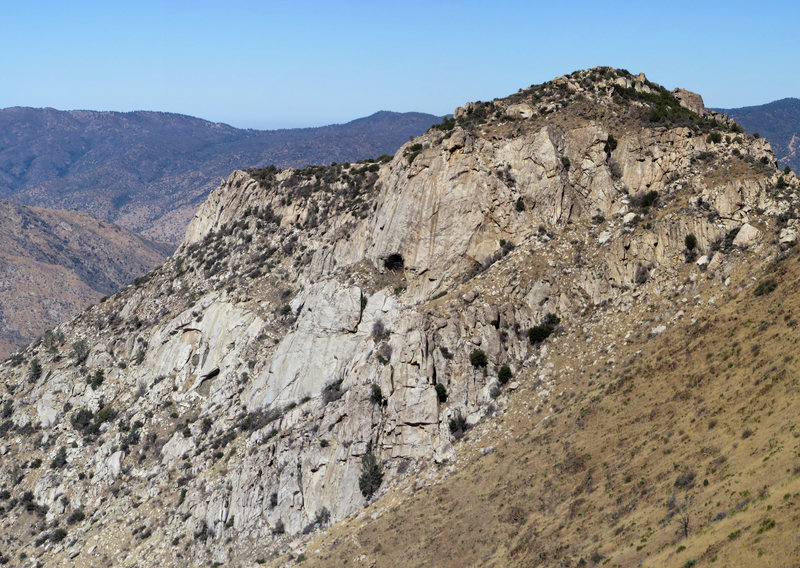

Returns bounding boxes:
[716,98,800,173]
[0,67,796,567]
[0,200,172,358]
[0,108,442,242]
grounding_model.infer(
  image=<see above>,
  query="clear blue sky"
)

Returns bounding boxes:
[1,0,798,129]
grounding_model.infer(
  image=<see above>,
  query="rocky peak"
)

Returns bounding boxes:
[0,68,797,566]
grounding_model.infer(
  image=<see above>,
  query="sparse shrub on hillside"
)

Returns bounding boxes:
[469,349,488,368]
[439,346,453,360]
[498,365,512,385]
[605,134,618,153]
[88,370,104,390]
[42,330,64,354]
[50,447,67,469]
[754,278,777,297]
[561,156,571,170]
[370,384,384,405]
[528,313,560,344]
[28,358,41,383]
[239,408,282,432]
[784,166,792,175]
[640,190,658,209]
[706,132,722,144]
[133,345,146,365]
[684,234,697,251]
[322,378,345,404]
[515,197,525,212]
[435,383,447,403]
[6,353,23,367]
[449,412,468,439]
[71,340,89,366]
[404,143,423,163]
[372,319,390,340]
[429,117,456,132]
[70,405,116,438]
[50,528,68,543]
[776,176,787,189]
[66,508,85,525]
[753,132,760,139]
[359,452,383,499]
[634,265,649,285]
[383,253,404,271]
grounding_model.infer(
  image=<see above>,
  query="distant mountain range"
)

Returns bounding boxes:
[715,98,800,172]
[0,200,171,356]
[0,108,443,242]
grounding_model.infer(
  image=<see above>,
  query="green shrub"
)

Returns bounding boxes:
[706,132,722,144]
[528,324,553,344]
[640,190,658,208]
[605,134,618,153]
[754,279,777,297]
[449,413,468,439]
[50,447,67,469]
[71,340,89,365]
[133,345,146,365]
[435,383,447,403]
[370,384,384,405]
[515,197,525,212]
[757,518,775,533]
[28,358,42,383]
[469,349,488,368]
[777,176,787,189]
[50,528,67,543]
[89,370,104,390]
[684,234,697,251]
[404,143,423,163]
[561,156,571,170]
[753,132,760,139]
[358,453,383,499]
[66,509,85,525]
[439,346,453,360]
[784,166,792,175]
[498,365,512,385]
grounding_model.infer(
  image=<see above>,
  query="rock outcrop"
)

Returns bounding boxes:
[0,67,796,566]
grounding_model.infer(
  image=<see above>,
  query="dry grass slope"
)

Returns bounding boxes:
[298,254,800,567]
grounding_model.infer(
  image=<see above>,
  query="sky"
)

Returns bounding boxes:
[1,0,798,130]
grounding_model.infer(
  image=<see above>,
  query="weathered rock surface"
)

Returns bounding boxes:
[0,67,795,567]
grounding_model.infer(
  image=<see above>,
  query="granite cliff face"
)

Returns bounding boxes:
[0,68,796,566]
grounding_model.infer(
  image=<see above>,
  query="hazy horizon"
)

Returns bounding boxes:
[2,0,798,129]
